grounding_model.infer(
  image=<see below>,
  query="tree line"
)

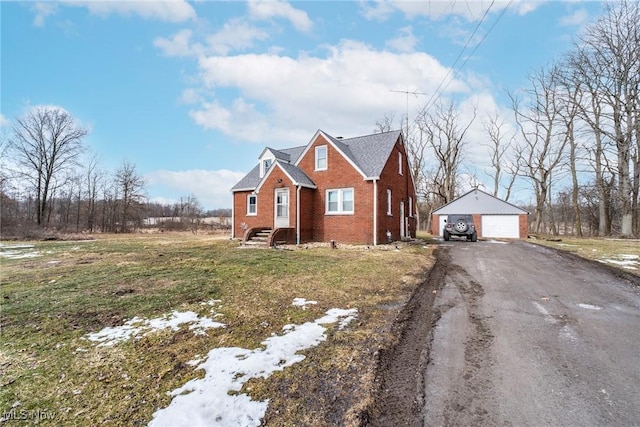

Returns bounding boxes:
[0,108,230,238]
[382,1,639,238]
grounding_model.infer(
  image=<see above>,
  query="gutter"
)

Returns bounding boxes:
[296,185,301,245]
[230,193,235,239]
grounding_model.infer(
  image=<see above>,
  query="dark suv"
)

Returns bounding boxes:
[443,214,477,242]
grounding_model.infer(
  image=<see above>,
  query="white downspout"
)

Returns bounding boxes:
[373,179,378,246]
[296,185,301,245]
[231,193,235,239]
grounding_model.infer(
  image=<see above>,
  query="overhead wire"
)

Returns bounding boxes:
[413,0,513,126]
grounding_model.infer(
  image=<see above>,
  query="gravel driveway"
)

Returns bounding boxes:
[424,240,640,426]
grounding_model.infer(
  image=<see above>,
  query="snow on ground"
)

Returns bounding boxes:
[86,301,225,346]
[598,254,639,270]
[0,243,40,259]
[292,297,317,309]
[148,303,358,427]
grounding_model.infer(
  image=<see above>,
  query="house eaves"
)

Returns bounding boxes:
[294,129,368,179]
[255,160,317,194]
[433,188,529,215]
[230,165,260,192]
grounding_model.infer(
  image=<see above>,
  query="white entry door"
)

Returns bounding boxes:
[274,188,290,228]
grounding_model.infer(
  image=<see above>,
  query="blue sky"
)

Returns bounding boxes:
[1,0,605,209]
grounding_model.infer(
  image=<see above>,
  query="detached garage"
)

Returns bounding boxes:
[432,189,529,239]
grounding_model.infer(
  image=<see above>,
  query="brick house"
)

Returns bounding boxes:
[231,129,417,246]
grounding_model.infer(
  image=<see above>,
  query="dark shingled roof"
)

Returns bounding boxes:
[230,130,402,192]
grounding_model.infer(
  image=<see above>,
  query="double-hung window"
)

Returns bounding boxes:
[315,145,327,171]
[326,188,354,214]
[399,152,403,175]
[247,194,257,215]
[387,189,392,216]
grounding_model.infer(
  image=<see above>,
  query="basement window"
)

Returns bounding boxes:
[326,188,354,214]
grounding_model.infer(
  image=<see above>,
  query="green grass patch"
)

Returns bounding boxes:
[1,234,435,425]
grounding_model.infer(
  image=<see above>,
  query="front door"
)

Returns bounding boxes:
[274,188,289,228]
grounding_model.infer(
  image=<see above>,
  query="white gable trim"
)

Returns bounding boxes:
[433,188,529,215]
[255,161,317,194]
[294,129,368,179]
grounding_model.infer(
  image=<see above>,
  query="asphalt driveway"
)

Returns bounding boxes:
[424,240,640,426]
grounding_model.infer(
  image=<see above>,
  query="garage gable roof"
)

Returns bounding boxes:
[433,189,528,215]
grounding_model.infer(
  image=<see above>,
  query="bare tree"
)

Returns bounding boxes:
[482,111,519,200]
[84,153,105,232]
[511,65,568,234]
[8,107,87,226]
[577,0,640,236]
[418,100,476,204]
[115,161,146,232]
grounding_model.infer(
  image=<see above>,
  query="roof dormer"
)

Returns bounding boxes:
[259,147,293,177]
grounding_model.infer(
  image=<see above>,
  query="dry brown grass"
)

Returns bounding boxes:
[1,233,435,425]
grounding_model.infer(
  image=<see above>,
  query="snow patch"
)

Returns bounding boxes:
[599,254,639,270]
[292,297,317,310]
[148,305,358,427]
[86,308,225,347]
[0,243,40,259]
[578,303,602,310]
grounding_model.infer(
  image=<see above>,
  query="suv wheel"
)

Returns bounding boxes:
[454,219,469,233]
[470,232,477,242]
[443,230,450,241]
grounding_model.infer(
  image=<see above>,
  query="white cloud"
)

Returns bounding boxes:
[31,2,58,26]
[154,29,204,57]
[146,169,245,209]
[189,40,469,145]
[63,0,196,23]
[361,0,535,22]
[559,8,589,27]
[205,18,270,55]
[386,26,418,53]
[155,20,270,57]
[0,114,10,128]
[247,0,313,32]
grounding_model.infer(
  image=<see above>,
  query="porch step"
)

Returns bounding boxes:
[244,228,273,247]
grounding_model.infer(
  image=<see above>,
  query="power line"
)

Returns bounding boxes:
[414,0,513,126]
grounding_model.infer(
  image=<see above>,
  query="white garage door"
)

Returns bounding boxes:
[482,215,519,238]
[438,215,448,236]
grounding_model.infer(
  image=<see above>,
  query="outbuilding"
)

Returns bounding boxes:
[432,189,529,239]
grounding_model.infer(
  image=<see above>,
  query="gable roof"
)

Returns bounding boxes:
[230,146,305,192]
[433,188,529,215]
[230,129,404,192]
[295,129,403,179]
[255,160,316,193]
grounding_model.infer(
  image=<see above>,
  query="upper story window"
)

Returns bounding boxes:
[247,194,257,216]
[387,189,392,216]
[398,151,403,175]
[259,157,274,178]
[409,196,413,217]
[315,145,327,171]
[326,188,354,214]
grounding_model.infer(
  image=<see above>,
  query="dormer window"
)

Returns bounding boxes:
[315,145,327,171]
[259,156,275,178]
